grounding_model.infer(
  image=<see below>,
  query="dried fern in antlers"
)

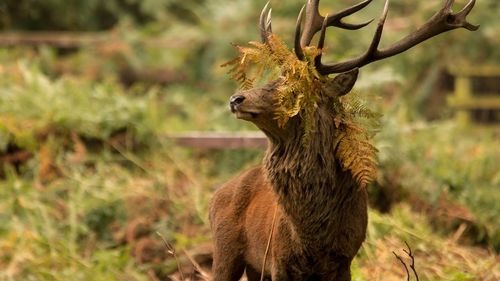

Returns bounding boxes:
[223,34,380,188]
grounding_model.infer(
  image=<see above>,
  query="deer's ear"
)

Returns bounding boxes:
[323,68,359,97]
[332,68,359,96]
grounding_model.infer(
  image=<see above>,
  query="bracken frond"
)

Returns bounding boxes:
[336,130,378,188]
[222,34,381,188]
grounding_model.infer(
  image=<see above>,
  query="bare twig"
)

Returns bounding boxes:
[403,241,419,281]
[393,251,410,281]
[393,242,420,281]
[189,267,196,281]
[183,249,211,281]
[156,232,185,281]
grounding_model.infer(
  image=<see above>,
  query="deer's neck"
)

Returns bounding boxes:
[263,112,365,249]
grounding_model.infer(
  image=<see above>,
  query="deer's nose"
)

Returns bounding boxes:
[229,95,245,107]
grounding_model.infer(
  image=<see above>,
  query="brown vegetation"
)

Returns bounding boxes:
[209,0,478,280]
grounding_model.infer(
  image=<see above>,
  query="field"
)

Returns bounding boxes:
[1,0,499,280]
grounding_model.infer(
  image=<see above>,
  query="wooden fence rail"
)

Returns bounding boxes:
[0,31,189,48]
[168,132,267,149]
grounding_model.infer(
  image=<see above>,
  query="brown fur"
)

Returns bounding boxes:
[209,71,367,281]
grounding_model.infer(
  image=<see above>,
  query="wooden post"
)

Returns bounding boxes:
[447,65,500,128]
[454,75,472,126]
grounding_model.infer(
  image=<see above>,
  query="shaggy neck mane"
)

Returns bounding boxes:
[263,105,360,250]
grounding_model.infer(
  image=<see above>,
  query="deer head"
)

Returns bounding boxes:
[229,0,478,140]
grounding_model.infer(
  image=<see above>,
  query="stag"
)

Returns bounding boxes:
[209,0,477,280]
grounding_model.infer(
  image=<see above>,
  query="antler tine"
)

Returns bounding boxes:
[365,0,389,57]
[314,14,331,71]
[300,0,321,47]
[316,15,329,54]
[316,0,387,74]
[452,0,479,31]
[260,2,273,44]
[324,0,374,30]
[300,0,374,47]
[294,5,306,61]
[266,8,273,33]
[315,0,479,75]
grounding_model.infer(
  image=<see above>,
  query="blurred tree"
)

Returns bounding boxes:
[0,0,205,30]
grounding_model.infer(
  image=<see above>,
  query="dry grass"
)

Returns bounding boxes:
[358,204,500,281]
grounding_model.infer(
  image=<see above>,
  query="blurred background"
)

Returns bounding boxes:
[0,0,498,280]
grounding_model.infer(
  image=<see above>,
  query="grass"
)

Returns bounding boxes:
[0,61,163,151]
[358,205,499,281]
[0,60,498,280]
[376,120,500,250]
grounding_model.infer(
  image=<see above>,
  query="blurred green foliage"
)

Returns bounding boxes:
[0,0,499,280]
[376,120,500,250]
[0,63,161,152]
[0,0,205,30]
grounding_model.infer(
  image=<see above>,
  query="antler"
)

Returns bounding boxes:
[260,2,273,44]
[262,0,373,56]
[295,0,374,60]
[314,0,479,75]
[260,0,478,75]
[300,0,374,46]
